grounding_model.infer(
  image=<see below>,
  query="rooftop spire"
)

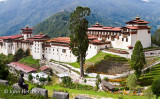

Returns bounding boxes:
[135,14,140,20]
[96,21,99,25]
[39,32,43,35]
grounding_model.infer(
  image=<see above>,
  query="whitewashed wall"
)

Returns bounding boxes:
[32,41,43,59]
[131,30,151,48]
[110,35,131,50]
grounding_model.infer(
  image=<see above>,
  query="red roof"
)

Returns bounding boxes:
[0,35,22,40]
[126,26,139,29]
[21,27,34,30]
[88,36,98,40]
[40,66,50,71]
[92,39,102,43]
[92,23,103,27]
[30,34,50,39]
[88,27,121,31]
[126,19,149,24]
[8,62,37,73]
[46,37,70,43]
[127,45,133,48]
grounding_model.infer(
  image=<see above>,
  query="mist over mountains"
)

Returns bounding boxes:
[0,0,160,36]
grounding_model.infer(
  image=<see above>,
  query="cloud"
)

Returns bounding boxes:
[0,0,6,2]
[141,0,150,2]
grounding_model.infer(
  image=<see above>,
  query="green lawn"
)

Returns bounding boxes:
[139,64,160,86]
[67,51,129,69]
[18,55,40,69]
[67,51,108,68]
[0,85,48,99]
[45,85,149,99]
[1,83,160,99]
[143,46,160,51]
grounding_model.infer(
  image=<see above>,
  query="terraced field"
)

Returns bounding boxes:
[139,64,160,86]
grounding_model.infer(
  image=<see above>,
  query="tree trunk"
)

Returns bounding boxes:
[80,55,84,78]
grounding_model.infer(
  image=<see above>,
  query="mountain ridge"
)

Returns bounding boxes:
[0,0,160,36]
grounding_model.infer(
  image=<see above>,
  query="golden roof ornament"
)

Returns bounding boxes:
[26,25,29,28]
[135,14,140,20]
[40,32,43,35]
[96,21,100,25]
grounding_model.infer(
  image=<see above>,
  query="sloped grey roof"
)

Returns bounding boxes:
[101,80,115,90]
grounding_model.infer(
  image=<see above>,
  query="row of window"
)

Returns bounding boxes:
[88,31,131,37]
[110,37,128,42]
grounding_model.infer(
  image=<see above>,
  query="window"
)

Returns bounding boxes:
[90,46,91,49]
[126,38,128,42]
[53,49,54,51]
[111,36,115,41]
[46,48,47,50]
[122,38,124,41]
[62,49,66,53]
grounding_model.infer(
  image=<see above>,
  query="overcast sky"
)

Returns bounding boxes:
[0,0,6,2]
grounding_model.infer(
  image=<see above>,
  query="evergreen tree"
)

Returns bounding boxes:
[24,49,30,57]
[151,79,160,99]
[47,76,52,83]
[69,6,91,77]
[130,41,146,79]
[0,61,9,80]
[14,48,24,61]
[96,74,101,83]
[28,74,33,82]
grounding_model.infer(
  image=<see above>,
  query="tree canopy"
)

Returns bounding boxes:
[14,48,24,61]
[130,41,146,79]
[0,61,9,80]
[126,74,137,90]
[152,29,160,46]
[151,79,160,99]
[69,6,91,77]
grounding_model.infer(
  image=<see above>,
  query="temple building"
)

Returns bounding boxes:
[0,16,151,62]
[87,15,151,50]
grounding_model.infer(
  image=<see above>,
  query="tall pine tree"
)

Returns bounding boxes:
[130,40,146,79]
[69,6,91,77]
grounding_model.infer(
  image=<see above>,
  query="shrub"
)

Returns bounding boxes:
[84,79,87,83]
[144,86,153,99]
[151,79,160,99]
[103,77,109,82]
[126,74,137,90]
[28,74,33,81]
[62,76,72,88]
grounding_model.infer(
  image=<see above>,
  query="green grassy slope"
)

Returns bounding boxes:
[18,55,40,69]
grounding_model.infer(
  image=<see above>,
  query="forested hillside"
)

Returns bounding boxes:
[33,11,121,38]
[0,0,160,36]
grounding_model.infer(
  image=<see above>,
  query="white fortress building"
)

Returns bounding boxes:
[0,16,151,62]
